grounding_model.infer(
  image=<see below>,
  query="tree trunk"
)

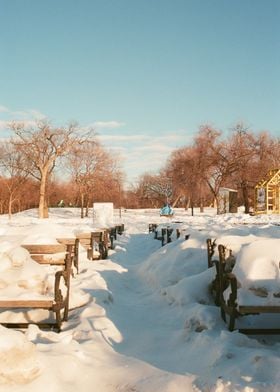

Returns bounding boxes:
[8,194,13,220]
[185,196,190,211]
[241,181,250,214]
[200,198,204,213]
[43,198,49,218]
[199,184,204,212]
[80,193,84,218]
[39,169,49,218]
[171,194,181,208]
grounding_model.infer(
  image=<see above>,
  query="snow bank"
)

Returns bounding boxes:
[226,238,280,305]
[0,326,41,384]
[0,242,49,299]
[1,207,280,391]
[138,237,207,289]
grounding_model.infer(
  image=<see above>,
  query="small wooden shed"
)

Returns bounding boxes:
[217,187,238,214]
[254,169,280,214]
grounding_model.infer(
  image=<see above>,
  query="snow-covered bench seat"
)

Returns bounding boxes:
[21,243,74,268]
[217,239,280,334]
[221,272,280,334]
[20,243,73,322]
[0,269,69,332]
[155,225,188,246]
[153,226,173,245]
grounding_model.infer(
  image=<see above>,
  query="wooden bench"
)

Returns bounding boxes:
[206,238,217,268]
[22,243,76,273]
[153,226,174,246]
[56,238,79,273]
[98,228,116,252]
[148,223,158,233]
[0,271,69,332]
[155,226,190,245]
[207,239,233,306]
[162,227,173,246]
[214,242,280,334]
[175,229,190,241]
[0,244,73,332]
[20,243,73,322]
[115,224,125,235]
[75,231,107,260]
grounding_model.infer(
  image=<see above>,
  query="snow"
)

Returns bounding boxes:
[0,207,279,391]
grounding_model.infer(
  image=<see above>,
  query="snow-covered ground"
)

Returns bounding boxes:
[0,207,280,391]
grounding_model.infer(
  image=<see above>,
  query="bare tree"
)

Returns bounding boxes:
[226,125,280,212]
[0,142,29,219]
[136,173,173,207]
[9,120,91,218]
[167,146,210,213]
[193,125,238,212]
[67,139,123,218]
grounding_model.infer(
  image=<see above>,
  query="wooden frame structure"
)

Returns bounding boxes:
[254,168,280,214]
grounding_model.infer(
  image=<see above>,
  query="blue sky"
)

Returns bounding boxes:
[1,0,279,184]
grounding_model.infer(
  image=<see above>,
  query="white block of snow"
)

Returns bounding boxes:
[93,202,114,228]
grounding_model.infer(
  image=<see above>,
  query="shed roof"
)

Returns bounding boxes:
[256,168,280,188]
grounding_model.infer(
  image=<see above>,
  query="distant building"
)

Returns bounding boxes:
[254,169,280,214]
[217,187,238,214]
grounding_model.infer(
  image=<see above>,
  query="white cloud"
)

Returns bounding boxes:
[100,131,190,183]
[98,132,188,145]
[0,105,47,120]
[135,143,174,153]
[0,120,9,130]
[98,134,149,142]
[92,121,125,130]
[26,109,46,120]
[8,109,46,120]
[0,105,9,113]
[0,119,39,129]
[0,106,48,132]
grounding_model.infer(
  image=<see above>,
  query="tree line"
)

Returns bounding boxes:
[1,121,279,217]
[0,121,123,218]
[130,123,280,213]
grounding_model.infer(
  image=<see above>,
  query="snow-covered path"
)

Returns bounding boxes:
[2,208,280,391]
[99,232,189,374]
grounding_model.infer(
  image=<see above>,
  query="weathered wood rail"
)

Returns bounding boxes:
[207,238,280,334]
[75,231,106,260]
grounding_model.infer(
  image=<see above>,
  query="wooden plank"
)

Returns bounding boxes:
[79,240,91,248]
[22,244,66,254]
[91,233,102,241]
[239,328,280,335]
[30,255,65,264]
[0,322,59,330]
[0,300,53,308]
[56,238,76,245]
[78,237,91,243]
[239,306,280,314]
[75,233,91,240]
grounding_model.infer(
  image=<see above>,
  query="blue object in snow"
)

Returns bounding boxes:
[160,204,173,216]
